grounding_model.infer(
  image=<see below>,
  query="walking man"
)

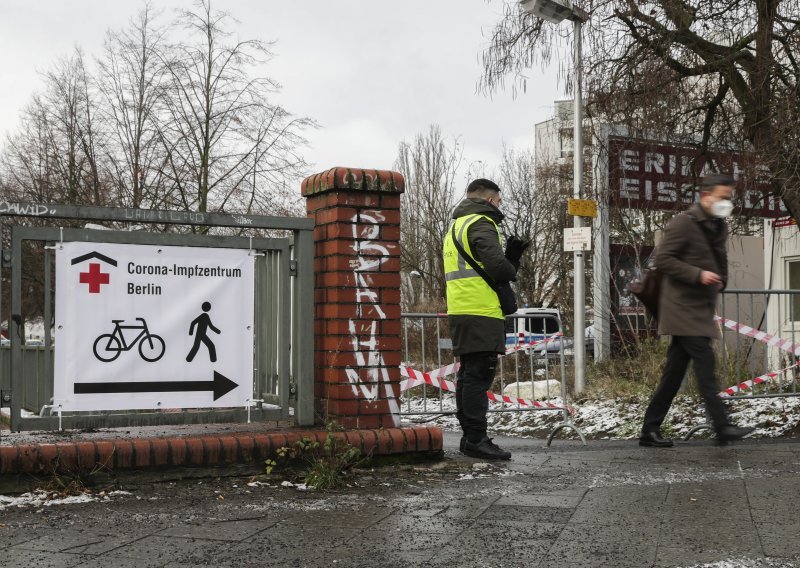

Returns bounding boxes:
[186,301,221,363]
[443,179,528,460]
[640,173,755,447]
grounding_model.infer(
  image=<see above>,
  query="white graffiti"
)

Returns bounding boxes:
[232,215,253,225]
[123,209,206,223]
[344,210,400,426]
[0,201,54,216]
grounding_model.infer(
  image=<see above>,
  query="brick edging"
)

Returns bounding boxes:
[0,425,442,476]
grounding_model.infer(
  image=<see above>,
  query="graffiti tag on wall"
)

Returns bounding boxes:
[344,210,400,426]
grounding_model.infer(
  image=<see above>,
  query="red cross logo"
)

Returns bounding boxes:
[79,263,110,293]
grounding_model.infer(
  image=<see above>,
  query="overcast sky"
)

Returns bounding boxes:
[0,0,566,187]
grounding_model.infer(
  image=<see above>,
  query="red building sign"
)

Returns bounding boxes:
[608,137,785,218]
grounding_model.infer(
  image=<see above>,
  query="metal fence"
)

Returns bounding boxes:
[400,311,585,445]
[716,289,800,399]
[645,288,800,440]
[0,346,51,414]
[0,202,314,431]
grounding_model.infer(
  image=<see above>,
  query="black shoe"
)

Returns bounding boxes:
[717,425,755,442]
[459,436,466,452]
[639,431,674,448]
[462,437,511,460]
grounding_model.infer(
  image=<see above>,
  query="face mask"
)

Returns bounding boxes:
[711,199,733,218]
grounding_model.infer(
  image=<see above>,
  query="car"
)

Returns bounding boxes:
[505,308,562,350]
[505,308,594,357]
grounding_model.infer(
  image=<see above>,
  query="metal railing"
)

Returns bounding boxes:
[683,289,800,439]
[717,289,800,399]
[400,311,586,445]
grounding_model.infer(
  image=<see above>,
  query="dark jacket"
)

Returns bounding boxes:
[447,198,518,355]
[657,203,728,338]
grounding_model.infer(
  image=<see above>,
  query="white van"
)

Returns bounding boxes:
[505,308,594,356]
[505,308,562,350]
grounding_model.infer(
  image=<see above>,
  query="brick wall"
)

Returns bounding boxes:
[301,167,404,429]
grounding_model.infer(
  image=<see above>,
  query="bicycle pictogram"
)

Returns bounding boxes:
[93,318,166,362]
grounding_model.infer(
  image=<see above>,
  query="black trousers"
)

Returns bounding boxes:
[456,352,498,443]
[642,336,730,434]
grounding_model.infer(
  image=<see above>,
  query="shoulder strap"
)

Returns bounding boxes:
[450,224,500,291]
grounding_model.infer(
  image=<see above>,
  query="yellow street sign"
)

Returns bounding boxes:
[567,198,597,218]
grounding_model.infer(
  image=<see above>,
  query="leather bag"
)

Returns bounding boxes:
[628,268,662,319]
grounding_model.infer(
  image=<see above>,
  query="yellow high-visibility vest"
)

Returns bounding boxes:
[443,214,503,320]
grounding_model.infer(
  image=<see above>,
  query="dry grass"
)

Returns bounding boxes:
[580,338,729,401]
[581,338,671,401]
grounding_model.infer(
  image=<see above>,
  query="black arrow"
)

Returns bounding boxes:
[73,371,238,401]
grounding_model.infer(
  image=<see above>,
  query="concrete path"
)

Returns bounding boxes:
[2,430,799,567]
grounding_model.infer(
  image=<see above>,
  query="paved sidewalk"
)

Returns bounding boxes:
[2,430,800,567]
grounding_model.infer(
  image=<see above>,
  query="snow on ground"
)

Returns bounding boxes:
[680,559,798,568]
[401,394,800,440]
[0,489,131,511]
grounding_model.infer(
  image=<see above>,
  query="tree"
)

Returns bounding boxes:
[498,146,571,309]
[97,3,171,209]
[481,0,800,221]
[395,125,462,310]
[2,49,105,207]
[158,0,314,215]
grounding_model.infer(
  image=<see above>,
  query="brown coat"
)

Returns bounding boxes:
[656,203,728,338]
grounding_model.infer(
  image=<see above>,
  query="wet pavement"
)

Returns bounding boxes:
[2,430,800,567]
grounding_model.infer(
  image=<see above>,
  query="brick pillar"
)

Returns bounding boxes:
[301,167,404,429]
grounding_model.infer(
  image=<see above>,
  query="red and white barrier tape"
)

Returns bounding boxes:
[399,333,572,413]
[504,332,564,356]
[719,363,799,397]
[399,362,458,392]
[715,315,800,356]
[485,390,573,413]
[399,333,563,391]
[399,365,572,413]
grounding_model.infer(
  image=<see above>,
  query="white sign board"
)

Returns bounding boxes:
[563,227,592,252]
[54,242,255,411]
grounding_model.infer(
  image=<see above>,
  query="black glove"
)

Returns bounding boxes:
[505,235,531,267]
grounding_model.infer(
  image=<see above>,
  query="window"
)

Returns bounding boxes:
[525,316,560,335]
[788,259,800,321]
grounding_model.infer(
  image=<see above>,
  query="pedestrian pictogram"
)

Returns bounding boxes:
[187,301,220,362]
[93,317,166,362]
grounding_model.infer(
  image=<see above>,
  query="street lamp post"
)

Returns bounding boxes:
[520,0,589,394]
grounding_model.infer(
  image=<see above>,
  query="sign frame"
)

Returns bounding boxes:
[8,224,296,430]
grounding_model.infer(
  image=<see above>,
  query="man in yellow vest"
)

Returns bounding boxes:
[443,179,529,459]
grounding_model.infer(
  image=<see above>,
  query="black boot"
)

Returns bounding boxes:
[639,431,674,448]
[717,425,755,443]
[463,437,511,460]
[459,436,466,452]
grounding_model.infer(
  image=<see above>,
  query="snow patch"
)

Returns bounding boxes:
[502,380,562,400]
[679,557,798,568]
[4,491,92,510]
[401,393,800,440]
[587,468,756,488]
